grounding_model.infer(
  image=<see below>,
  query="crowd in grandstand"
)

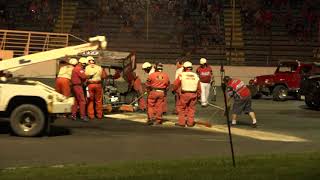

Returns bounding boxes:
[240,0,320,41]
[90,0,224,50]
[0,0,56,31]
[1,0,320,45]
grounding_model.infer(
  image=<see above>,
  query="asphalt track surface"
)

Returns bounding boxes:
[0,79,320,168]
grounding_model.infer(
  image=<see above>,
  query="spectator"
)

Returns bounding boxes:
[0,1,6,19]
[303,8,315,40]
[28,0,40,21]
[317,18,320,43]
[254,7,265,36]
[263,9,272,35]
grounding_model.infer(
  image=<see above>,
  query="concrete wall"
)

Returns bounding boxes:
[135,64,276,85]
[12,62,276,84]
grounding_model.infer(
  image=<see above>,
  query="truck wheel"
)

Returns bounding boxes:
[305,95,316,108]
[272,85,288,101]
[10,104,46,137]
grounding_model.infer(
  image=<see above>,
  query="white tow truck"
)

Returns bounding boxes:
[0,36,107,137]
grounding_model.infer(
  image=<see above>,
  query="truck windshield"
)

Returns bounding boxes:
[277,64,298,72]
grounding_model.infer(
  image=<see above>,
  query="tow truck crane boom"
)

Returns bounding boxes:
[0,36,107,72]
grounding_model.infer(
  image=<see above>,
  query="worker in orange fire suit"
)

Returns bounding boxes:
[145,64,170,125]
[141,61,155,113]
[154,63,168,114]
[172,59,184,114]
[71,57,88,121]
[85,56,107,120]
[173,61,201,127]
[132,72,146,111]
[55,58,78,97]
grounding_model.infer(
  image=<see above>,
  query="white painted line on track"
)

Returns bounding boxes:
[105,113,308,142]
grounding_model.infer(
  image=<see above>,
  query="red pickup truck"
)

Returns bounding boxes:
[248,60,318,101]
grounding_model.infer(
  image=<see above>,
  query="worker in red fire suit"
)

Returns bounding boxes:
[85,56,107,120]
[145,64,170,125]
[223,76,257,128]
[71,57,88,121]
[173,61,201,127]
[55,58,78,97]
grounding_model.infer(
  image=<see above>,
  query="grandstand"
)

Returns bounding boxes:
[0,0,319,66]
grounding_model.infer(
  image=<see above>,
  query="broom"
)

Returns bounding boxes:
[119,92,147,112]
[195,120,212,127]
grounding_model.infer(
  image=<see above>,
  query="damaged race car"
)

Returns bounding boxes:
[79,50,141,112]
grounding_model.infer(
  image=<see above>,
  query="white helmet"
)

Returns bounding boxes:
[79,57,88,64]
[200,58,207,65]
[69,58,78,65]
[183,61,192,68]
[86,56,94,61]
[142,62,152,69]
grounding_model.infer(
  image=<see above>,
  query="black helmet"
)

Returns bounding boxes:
[223,76,231,83]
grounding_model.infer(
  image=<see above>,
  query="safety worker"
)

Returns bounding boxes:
[85,56,107,120]
[71,57,88,121]
[154,63,168,114]
[132,72,147,111]
[55,58,78,97]
[196,58,214,107]
[173,59,184,114]
[223,76,257,128]
[142,62,155,75]
[140,61,155,113]
[145,63,170,125]
[173,61,201,127]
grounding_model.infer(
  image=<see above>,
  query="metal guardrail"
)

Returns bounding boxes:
[0,29,86,57]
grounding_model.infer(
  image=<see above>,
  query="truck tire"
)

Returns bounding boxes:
[272,85,288,101]
[305,95,316,108]
[10,104,46,137]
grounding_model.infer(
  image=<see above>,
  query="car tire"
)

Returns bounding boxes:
[10,104,46,137]
[272,85,288,101]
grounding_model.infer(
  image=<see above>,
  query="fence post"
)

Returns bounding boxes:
[24,33,31,55]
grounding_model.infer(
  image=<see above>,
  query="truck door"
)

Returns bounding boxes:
[275,63,298,88]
